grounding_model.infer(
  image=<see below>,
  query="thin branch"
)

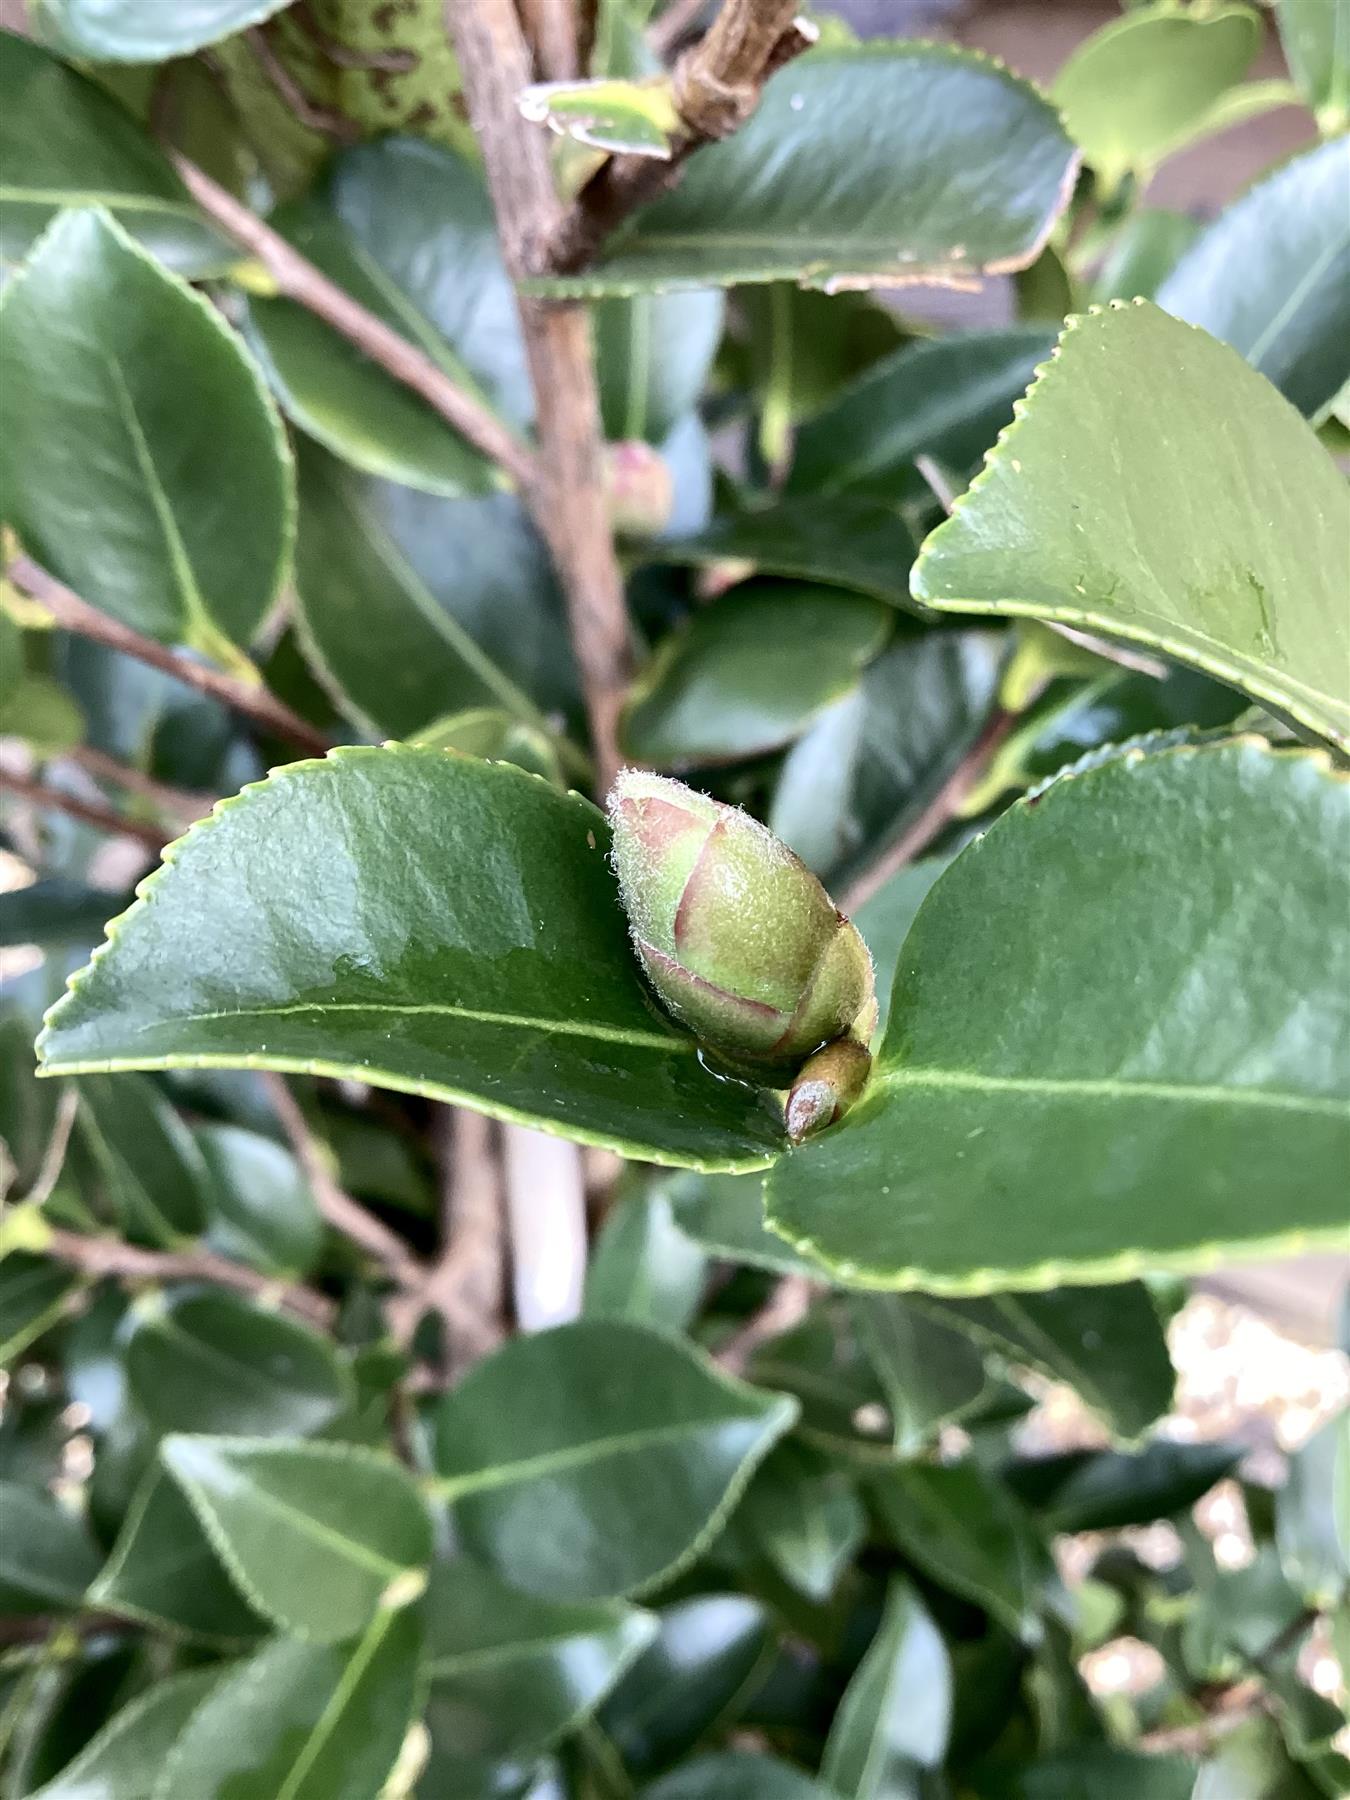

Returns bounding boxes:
[649,0,713,58]
[22,1087,80,1212]
[64,746,214,823]
[261,1074,427,1291]
[44,1226,334,1328]
[448,0,633,789]
[168,154,536,491]
[519,0,580,80]
[837,707,1016,916]
[0,769,170,853]
[422,1107,506,1373]
[716,1273,814,1374]
[7,556,329,759]
[546,0,814,273]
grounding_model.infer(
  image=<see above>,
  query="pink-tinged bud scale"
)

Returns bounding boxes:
[607,771,877,1092]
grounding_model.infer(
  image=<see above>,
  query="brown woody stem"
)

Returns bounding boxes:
[0,769,170,854]
[44,1226,334,1328]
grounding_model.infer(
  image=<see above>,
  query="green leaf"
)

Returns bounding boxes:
[598,1593,771,1773]
[0,208,292,664]
[994,1746,1197,1800]
[40,0,293,60]
[643,1754,840,1800]
[822,1579,952,1795]
[520,75,681,156]
[1091,208,1200,304]
[661,1170,828,1278]
[422,1557,656,1760]
[853,1296,989,1453]
[870,1461,1057,1642]
[1052,5,1263,188]
[0,1254,75,1363]
[38,749,788,1171]
[662,495,920,611]
[90,1465,266,1643]
[0,1482,102,1611]
[911,303,1350,751]
[851,860,952,1040]
[746,1302,896,1465]
[431,1320,796,1599]
[767,740,1350,1289]
[195,1122,323,1278]
[241,199,503,499]
[151,1609,422,1800]
[788,329,1054,502]
[1156,137,1350,421]
[27,1668,222,1800]
[0,33,232,280]
[1278,0,1350,129]
[594,289,724,444]
[1006,1440,1240,1532]
[293,451,578,740]
[0,880,135,953]
[893,1285,1174,1440]
[532,44,1076,295]
[583,1187,708,1331]
[622,583,891,768]
[76,1073,211,1247]
[126,1291,350,1437]
[0,674,84,756]
[160,1434,432,1642]
[1278,1409,1349,1607]
[733,1441,865,1601]
[409,708,569,785]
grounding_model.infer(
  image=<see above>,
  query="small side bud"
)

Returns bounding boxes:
[607,771,875,1077]
[603,441,674,539]
[785,1036,872,1143]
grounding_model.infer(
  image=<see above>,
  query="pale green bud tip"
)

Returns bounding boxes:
[786,1037,872,1143]
[607,770,876,1073]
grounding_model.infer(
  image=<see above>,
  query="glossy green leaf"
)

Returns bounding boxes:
[126,1291,350,1437]
[822,1579,951,1795]
[912,303,1350,749]
[161,1434,433,1641]
[870,1461,1057,1642]
[28,1668,222,1800]
[895,1284,1173,1440]
[643,1754,840,1800]
[594,289,725,444]
[851,860,952,1040]
[1278,1410,1349,1607]
[533,45,1076,295]
[293,451,578,740]
[521,74,681,156]
[661,495,919,610]
[0,209,292,664]
[76,1074,210,1247]
[431,1320,796,1599]
[0,880,135,953]
[598,1593,771,1773]
[1157,138,1350,420]
[195,1122,324,1278]
[767,741,1350,1289]
[422,1557,656,1760]
[1052,5,1263,188]
[0,1482,102,1611]
[995,1747,1197,1800]
[1091,208,1200,304]
[43,0,292,58]
[152,1609,422,1800]
[661,1170,827,1278]
[90,1466,266,1642]
[853,1296,989,1453]
[1006,1440,1240,1533]
[788,329,1053,502]
[622,583,891,768]
[1278,0,1350,129]
[0,34,231,279]
[746,1303,896,1465]
[241,199,502,499]
[38,749,788,1170]
[583,1188,708,1331]
[734,1441,865,1601]
[409,708,569,785]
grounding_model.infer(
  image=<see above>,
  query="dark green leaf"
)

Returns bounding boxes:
[851,860,952,1040]
[583,1188,708,1331]
[992,1746,1197,1800]
[0,881,135,952]
[0,208,292,664]
[126,1291,350,1437]
[0,34,232,279]
[90,1465,266,1643]
[39,749,788,1170]
[1277,1409,1349,1607]
[1091,209,1200,303]
[0,1481,102,1611]
[1157,137,1350,420]
[151,1609,422,1800]
[76,1073,210,1247]
[911,303,1350,751]
[0,1254,75,1363]
[1006,1440,1240,1532]
[768,742,1350,1289]
[870,1460,1057,1642]
[598,1593,771,1773]
[822,1579,951,1795]
[195,1122,323,1278]
[28,1669,221,1800]
[661,1170,827,1278]
[853,1296,989,1452]
[533,46,1076,295]
[662,496,919,610]
[622,583,891,768]
[788,330,1054,502]
[746,1303,896,1464]
[643,1754,839,1800]
[594,289,725,444]
[422,1557,656,1760]
[431,1320,796,1599]
[1278,0,1350,127]
[734,1442,865,1601]
[161,1434,433,1641]
[41,0,294,59]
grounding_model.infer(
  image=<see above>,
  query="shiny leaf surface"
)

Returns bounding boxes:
[76,1073,211,1247]
[583,1187,709,1331]
[661,495,919,610]
[28,1669,221,1800]
[42,0,294,59]
[0,1482,102,1611]
[195,1122,323,1278]
[822,1579,952,1793]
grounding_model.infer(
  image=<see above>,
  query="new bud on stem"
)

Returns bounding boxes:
[607,772,876,1135]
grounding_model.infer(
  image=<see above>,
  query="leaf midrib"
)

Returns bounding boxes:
[874,1065,1347,1118]
[436,1411,766,1499]
[182,1468,407,1580]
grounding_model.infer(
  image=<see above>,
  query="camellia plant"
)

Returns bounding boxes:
[0,0,1348,1793]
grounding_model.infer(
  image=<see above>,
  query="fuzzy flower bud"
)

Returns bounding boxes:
[607,771,876,1080]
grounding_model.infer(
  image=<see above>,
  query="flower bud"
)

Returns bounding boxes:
[607,771,876,1077]
[786,1036,872,1143]
[602,441,674,539]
